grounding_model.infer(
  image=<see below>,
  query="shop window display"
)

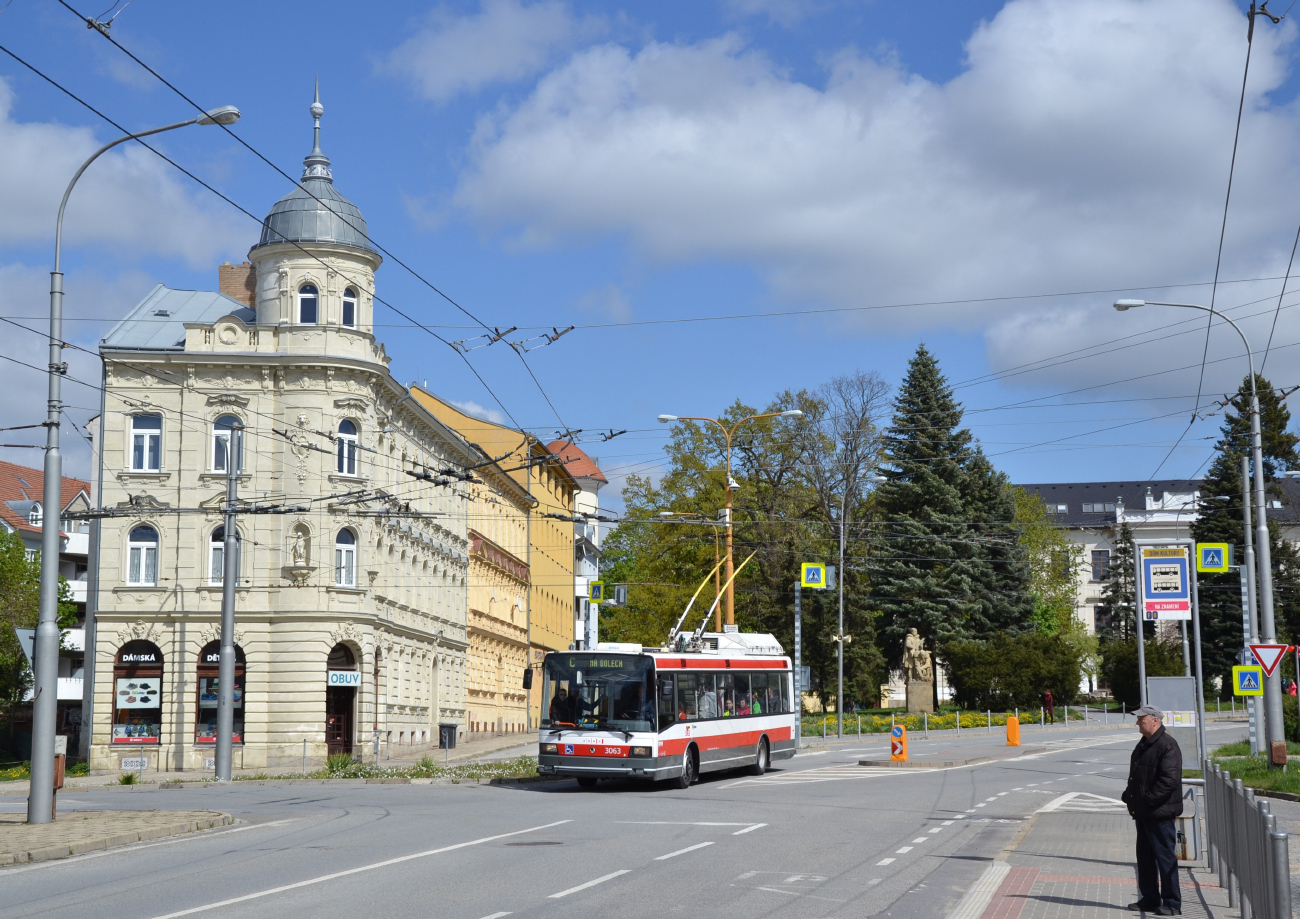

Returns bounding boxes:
[112,640,163,744]
[195,641,246,744]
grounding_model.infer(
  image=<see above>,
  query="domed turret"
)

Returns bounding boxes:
[253,80,375,254]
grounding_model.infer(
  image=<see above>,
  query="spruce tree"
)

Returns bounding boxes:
[875,346,1033,666]
[1190,373,1299,695]
[1095,521,1136,640]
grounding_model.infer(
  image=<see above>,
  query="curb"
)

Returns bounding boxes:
[1252,788,1300,803]
[858,746,1047,768]
[0,813,233,866]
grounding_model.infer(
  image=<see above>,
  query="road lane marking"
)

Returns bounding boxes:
[549,870,631,898]
[942,820,953,825]
[975,803,987,808]
[733,823,767,835]
[1,819,299,875]
[479,913,512,919]
[655,841,715,860]
[757,887,798,895]
[737,871,758,879]
[143,820,573,919]
[619,821,748,826]
[896,846,913,853]
[946,860,1011,919]
[928,828,943,833]
[912,837,929,843]
[876,858,895,865]
[996,792,1008,796]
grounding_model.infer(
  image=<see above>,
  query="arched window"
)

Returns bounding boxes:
[342,287,357,328]
[112,640,162,744]
[298,284,318,324]
[195,641,246,744]
[209,526,241,585]
[127,525,159,586]
[335,529,357,587]
[28,503,41,527]
[211,415,243,473]
[130,414,162,471]
[337,420,358,475]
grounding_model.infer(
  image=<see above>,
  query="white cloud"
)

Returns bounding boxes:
[0,78,248,267]
[451,398,508,425]
[577,283,632,322]
[385,0,606,103]
[453,0,1300,400]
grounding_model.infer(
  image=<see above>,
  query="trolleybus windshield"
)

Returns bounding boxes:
[541,654,654,734]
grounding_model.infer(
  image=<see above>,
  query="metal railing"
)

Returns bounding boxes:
[1205,763,1292,919]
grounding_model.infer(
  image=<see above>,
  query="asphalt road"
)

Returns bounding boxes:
[0,721,1248,919]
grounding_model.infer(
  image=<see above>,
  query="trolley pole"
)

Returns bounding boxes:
[215,425,241,782]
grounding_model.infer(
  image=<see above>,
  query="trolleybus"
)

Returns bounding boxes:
[536,631,796,788]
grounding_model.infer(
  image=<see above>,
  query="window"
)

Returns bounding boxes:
[1092,549,1111,581]
[209,526,241,585]
[298,284,318,324]
[28,503,41,527]
[130,414,162,471]
[337,420,358,475]
[1048,503,1068,515]
[342,287,357,328]
[195,641,245,744]
[127,525,159,586]
[112,640,162,744]
[211,415,243,473]
[1082,502,1116,513]
[335,529,356,587]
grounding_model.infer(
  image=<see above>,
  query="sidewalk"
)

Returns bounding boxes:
[0,810,231,866]
[954,810,1234,918]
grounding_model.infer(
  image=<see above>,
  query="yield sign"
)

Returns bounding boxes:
[1248,644,1291,677]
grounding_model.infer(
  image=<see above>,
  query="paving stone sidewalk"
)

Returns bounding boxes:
[971,812,1235,919]
[0,809,232,866]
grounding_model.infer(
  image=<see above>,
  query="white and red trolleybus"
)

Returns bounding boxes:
[536,631,796,788]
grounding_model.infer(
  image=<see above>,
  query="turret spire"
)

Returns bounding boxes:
[303,77,332,182]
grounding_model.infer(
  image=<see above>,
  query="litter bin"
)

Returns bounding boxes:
[439,723,457,750]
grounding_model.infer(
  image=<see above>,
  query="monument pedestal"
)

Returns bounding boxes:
[906,680,934,714]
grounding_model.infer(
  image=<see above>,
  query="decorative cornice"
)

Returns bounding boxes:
[468,529,529,584]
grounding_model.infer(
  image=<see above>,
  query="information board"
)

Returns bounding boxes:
[1140,546,1191,621]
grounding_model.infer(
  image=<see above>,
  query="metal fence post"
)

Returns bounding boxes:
[987,710,991,733]
[1271,829,1292,919]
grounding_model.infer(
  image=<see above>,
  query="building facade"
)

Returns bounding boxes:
[547,440,606,650]
[408,388,577,726]
[88,94,473,773]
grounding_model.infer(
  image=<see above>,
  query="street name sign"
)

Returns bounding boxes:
[800,563,827,589]
[1196,543,1231,573]
[1140,546,1191,621]
[1232,665,1264,696]
[1248,643,1292,677]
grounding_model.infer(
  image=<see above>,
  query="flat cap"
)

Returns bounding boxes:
[1132,705,1163,719]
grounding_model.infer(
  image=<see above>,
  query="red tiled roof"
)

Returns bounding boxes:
[546,440,607,484]
[0,459,91,537]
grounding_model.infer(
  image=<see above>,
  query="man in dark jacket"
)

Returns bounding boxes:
[1121,705,1183,915]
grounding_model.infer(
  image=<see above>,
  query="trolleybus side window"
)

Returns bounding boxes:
[657,674,676,729]
[697,673,718,719]
[677,673,699,721]
[749,673,767,714]
[734,673,751,715]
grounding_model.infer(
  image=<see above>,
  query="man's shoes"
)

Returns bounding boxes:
[1126,903,1160,913]
[1155,908,1181,916]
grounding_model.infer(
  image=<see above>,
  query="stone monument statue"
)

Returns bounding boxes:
[903,627,935,713]
[291,530,307,566]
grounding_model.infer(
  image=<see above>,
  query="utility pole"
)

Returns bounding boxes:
[1241,455,1261,754]
[837,499,845,739]
[215,425,241,782]
[794,579,801,749]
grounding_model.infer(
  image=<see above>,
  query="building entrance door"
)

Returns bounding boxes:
[325,687,354,756]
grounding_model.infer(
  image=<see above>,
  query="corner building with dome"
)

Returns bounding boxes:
[87,91,474,773]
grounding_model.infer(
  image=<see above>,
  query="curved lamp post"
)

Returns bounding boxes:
[657,410,803,628]
[1113,298,1284,766]
[29,106,240,824]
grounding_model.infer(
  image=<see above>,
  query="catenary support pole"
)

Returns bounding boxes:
[794,580,801,748]
[1190,548,1208,767]
[1242,456,1262,754]
[215,426,241,782]
[1135,543,1148,707]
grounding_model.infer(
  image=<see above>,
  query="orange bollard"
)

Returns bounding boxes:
[890,724,908,762]
[1006,716,1020,747]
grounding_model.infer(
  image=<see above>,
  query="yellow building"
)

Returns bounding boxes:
[465,452,533,737]
[408,387,578,727]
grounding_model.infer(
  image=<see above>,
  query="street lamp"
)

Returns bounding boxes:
[1113,298,1285,765]
[29,106,241,824]
[658,409,804,626]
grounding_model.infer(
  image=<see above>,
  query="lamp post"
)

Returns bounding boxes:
[28,106,241,824]
[658,410,804,626]
[1114,299,1286,764]
[659,511,726,630]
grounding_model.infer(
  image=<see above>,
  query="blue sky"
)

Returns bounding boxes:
[1,0,1298,508]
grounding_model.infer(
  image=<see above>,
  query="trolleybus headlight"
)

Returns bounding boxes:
[540,743,558,754]
[630,746,652,757]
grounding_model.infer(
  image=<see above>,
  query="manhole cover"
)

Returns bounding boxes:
[505,841,563,846]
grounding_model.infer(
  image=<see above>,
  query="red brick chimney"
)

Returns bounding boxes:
[218,261,256,308]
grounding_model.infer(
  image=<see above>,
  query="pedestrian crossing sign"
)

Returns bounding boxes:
[1196,543,1230,573]
[588,580,604,603]
[800,563,827,589]
[1232,665,1264,696]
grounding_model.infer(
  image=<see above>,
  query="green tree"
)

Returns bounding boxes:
[874,345,1035,671]
[945,633,1082,709]
[1013,488,1081,633]
[1095,521,1136,640]
[0,530,41,747]
[1100,638,1186,710]
[1190,373,1300,695]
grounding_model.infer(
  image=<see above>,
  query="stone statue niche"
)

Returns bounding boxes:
[284,524,315,587]
[903,628,935,714]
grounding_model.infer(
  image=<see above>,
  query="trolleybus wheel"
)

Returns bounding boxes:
[748,737,769,776]
[576,776,598,788]
[673,746,698,789]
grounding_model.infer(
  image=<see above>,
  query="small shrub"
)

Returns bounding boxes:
[66,760,89,776]
[118,772,137,785]
[1099,638,1184,711]
[326,753,355,775]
